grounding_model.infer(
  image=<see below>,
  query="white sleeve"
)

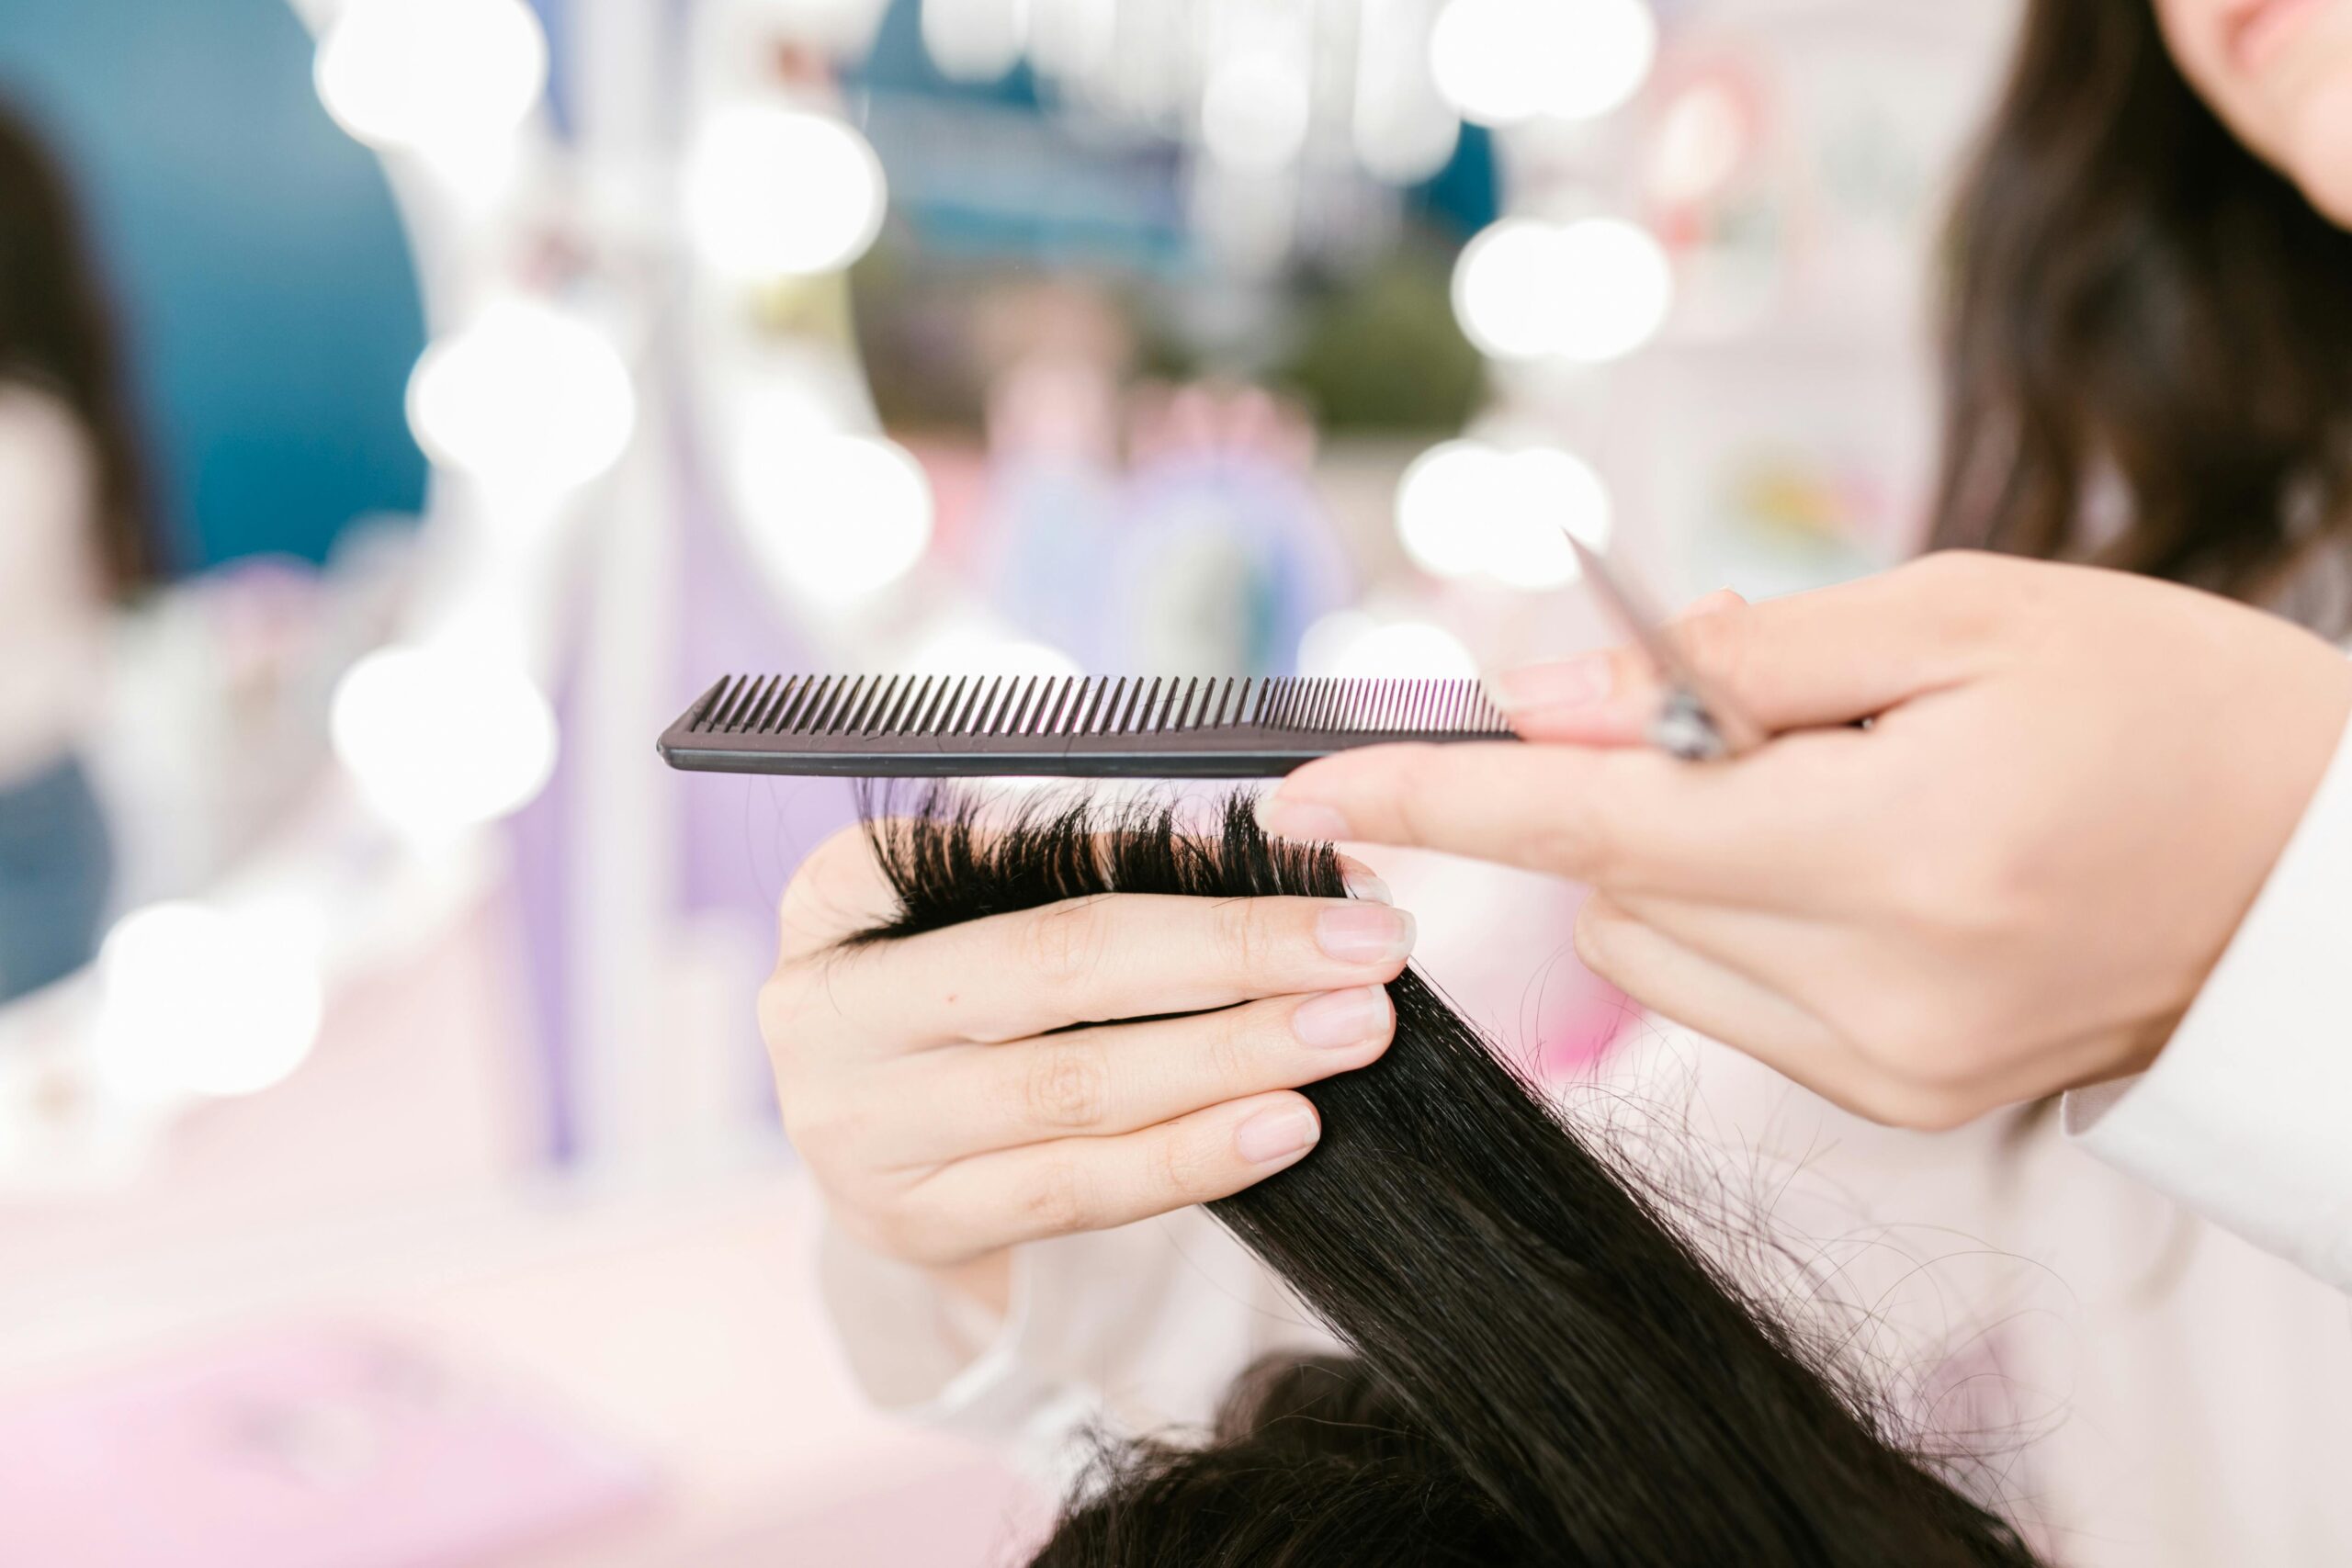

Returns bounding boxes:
[815,1208,1334,1493]
[2063,712,2352,1292]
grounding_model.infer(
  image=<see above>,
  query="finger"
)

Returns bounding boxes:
[776,822,910,961]
[1574,896,1844,1072]
[1679,587,1748,618]
[1260,728,1879,900]
[861,987,1394,1167]
[893,1089,1321,1259]
[1488,557,2004,744]
[818,892,1417,1049]
[1581,896,2024,1131]
[1481,590,1752,747]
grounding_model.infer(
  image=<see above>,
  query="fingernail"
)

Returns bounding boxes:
[1291,986,1393,1049]
[1337,860,1392,905]
[1258,795,1352,841]
[1236,1103,1321,1164]
[1316,903,1416,965]
[1484,654,1614,714]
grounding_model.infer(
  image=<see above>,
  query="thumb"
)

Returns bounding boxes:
[1487,558,1995,744]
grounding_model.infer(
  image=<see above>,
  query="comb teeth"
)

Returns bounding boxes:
[684,675,1509,739]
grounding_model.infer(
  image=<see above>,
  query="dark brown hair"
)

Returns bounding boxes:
[853,788,2041,1567]
[1932,0,2352,614]
[0,100,161,594]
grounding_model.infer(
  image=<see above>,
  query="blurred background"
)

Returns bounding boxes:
[0,0,2016,1561]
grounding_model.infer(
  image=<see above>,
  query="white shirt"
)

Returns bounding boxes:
[2063,707,2352,1291]
[0,386,106,785]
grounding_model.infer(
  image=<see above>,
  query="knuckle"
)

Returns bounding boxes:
[1838,1001,1990,1102]
[776,823,891,956]
[1020,896,1115,992]
[756,966,819,1055]
[1905,548,2003,596]
[1016,1157,1092,1236]
[1155,1123,1224,1201]
[1571,901,1623,979]
[1670,610,1747,693]
[1209,897,1276,977]
[1388,747,1457,853]
[1903,550,2027,646]
[851,1196,935,1265]
[1532,773,1623,885]
[1020,1038,1113,1131]
[777,1083,858,1163]
[1205,1002,1265,1082]
[1864,1082,1978,1133]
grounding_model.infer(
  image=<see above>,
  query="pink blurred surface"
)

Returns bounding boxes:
[0,1325,654,1567]
[0,901,1039,1566]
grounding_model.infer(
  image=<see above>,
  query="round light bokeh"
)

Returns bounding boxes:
[331,646,560,839]
[733,432,936,600]
[1202,52,1314,173]
[408,301,637,494]
[1300,612,1480,680]
[920,0,1030,82]
[315,0,548,152]
[1452,217,1674,364]
[904,623,1083,677]
[95,903,325,1100]
[1396,439,1612,590]
[684,106,888,279]
[1429,0,1657,126]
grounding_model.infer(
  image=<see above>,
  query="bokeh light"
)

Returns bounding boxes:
[904,623,1083,677]
[1301,613,1480,679]
[1453,217,1674,363]
[1202,52,1314,173]
[314,0,548,152]
[1429,0,1657,126]
[331,646,560,838]
[684,106,888,279]
[408,301,638,493]
[1396,440,1611,589]
[95,903,325,1100]
[1652,82,1749,203]
[921,0,1030,83]
[732,432,936,600]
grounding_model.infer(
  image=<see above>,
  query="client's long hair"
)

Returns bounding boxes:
[849,789,2042,1567]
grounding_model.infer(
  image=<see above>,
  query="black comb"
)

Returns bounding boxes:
[657,673,1517,778]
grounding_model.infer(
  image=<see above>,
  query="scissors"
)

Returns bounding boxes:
[1565,533,1765,762]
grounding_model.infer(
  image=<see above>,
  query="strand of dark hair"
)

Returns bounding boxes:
[851,786,2041,1567]
[0,100,162,595]
[1933,0,2352,618]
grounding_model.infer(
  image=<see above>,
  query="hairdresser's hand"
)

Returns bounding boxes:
[1261,553,2352,1129]
[762,830,1413,1313]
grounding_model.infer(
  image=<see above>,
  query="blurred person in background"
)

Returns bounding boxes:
[769,0,2352,1559]
[0,102,158,1003]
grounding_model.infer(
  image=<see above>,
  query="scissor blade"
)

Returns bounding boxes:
[1566,532,1764,757]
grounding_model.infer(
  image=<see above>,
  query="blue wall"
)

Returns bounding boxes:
[0,0,428,570]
